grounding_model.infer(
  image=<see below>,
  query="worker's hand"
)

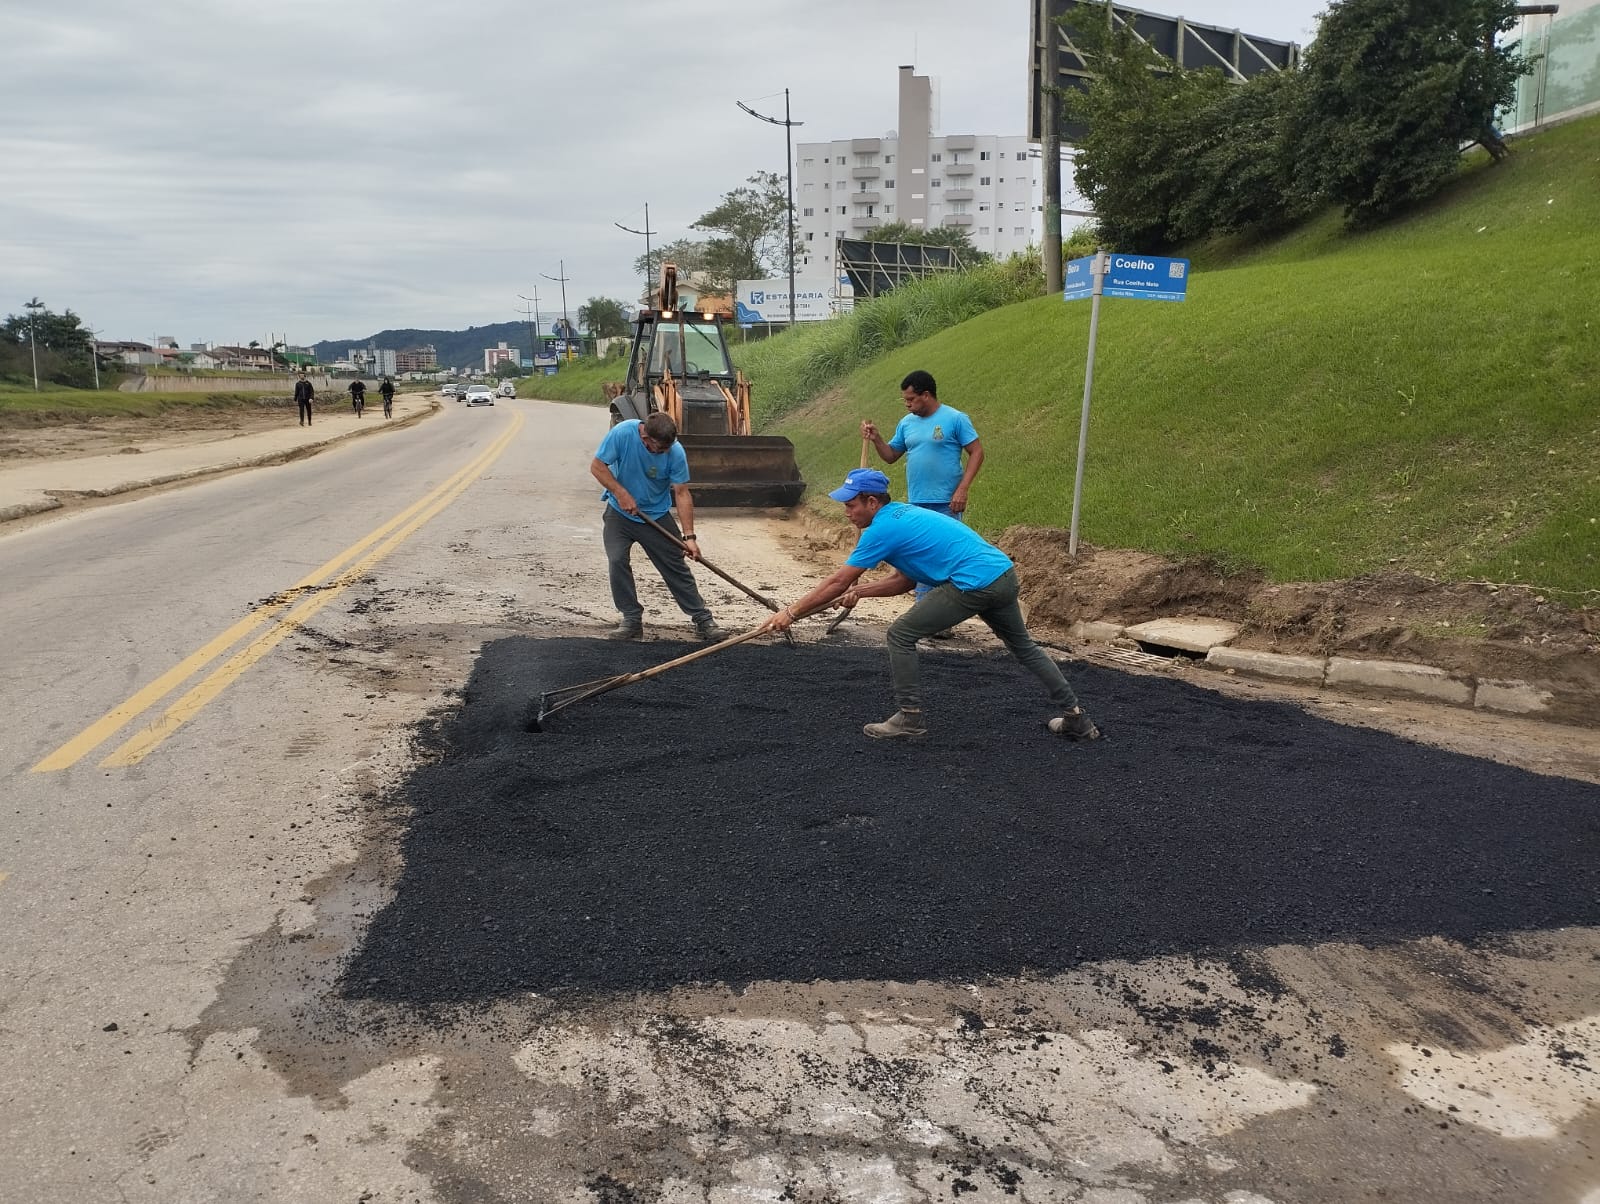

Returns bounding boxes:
[859,419,879,441]
[949,485,969,515]
[613,490,639,516]
[765,605,796,634]
[836,588,861,611]
[682,537,704,563]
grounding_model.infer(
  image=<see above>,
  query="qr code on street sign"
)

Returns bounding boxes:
[1169,262,1187,278]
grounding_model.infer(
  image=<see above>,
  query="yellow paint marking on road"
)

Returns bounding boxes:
[99,411,523,768]
[33,411,520,773]
[0,871,9,889]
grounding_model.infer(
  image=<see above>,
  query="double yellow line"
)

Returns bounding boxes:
[33,410,524,773]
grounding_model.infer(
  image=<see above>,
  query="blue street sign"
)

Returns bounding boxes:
[1063,255,1096,301]
[1103,254,1189,302]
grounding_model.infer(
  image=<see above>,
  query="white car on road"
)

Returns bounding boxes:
[464,385,495,406]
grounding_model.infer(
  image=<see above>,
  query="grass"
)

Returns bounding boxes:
[762,115,1600,602]
[0,388,295,423]
[513,359,622,406]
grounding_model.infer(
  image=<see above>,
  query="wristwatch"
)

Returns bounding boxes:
[683,533,698,541]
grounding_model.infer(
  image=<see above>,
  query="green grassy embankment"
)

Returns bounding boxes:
[768,116,1599,601]
[514,359,620,405]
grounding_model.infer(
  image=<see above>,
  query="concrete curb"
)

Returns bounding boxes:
[0,401,438,525]
[1066,618,1586,724]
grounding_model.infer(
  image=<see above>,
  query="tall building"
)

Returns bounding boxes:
[794,66,1042,277]
[395,345,437,373]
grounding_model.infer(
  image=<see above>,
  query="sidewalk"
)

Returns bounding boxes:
[0,395,439,523]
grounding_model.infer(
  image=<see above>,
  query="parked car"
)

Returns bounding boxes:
[464,385,495,406]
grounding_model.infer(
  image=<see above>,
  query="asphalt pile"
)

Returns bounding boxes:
[345,635,1600,1003]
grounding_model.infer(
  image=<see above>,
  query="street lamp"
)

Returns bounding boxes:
[517,291,541,365]
[541,261,572,358]
[737,89,802,328]
[614,203,657,301]
[24,297,43,391]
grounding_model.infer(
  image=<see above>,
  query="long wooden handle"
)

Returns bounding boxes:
[637,512,782,613]
[619,621,774,685]
[860,436,871,469]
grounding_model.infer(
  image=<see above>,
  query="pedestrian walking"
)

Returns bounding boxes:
[293,372,315,426]
[764,468,1099,743]
[348,378,366,418]
[589,413,727,643]
[379,376,395,418]
[861,369,984,625]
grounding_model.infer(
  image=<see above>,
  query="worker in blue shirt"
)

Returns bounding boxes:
[590,413,726,642]
[764,468,1099,743]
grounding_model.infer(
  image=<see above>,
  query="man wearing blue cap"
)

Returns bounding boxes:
[763,468,1099,742]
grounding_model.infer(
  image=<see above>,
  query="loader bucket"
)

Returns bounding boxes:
[680,435,806,508]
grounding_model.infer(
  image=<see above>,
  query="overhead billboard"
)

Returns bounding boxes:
[735,279,852,325]
[1029,0,1300,142]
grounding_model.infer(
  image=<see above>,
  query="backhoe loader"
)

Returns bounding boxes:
[606,264,804,507]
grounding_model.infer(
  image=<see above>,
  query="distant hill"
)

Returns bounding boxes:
[311,322,538,373]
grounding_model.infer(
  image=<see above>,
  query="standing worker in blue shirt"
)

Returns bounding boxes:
[861,369,984,633]
[763,468,1100,743]
[590,412,727,643]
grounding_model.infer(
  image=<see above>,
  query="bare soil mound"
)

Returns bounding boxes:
[1000,526,1600,698]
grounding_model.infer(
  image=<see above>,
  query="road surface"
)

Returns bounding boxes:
[2,400,1596,1203]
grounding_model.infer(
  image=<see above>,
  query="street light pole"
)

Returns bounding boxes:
[515,293,540,367]
[614,202,657,301]
[737,89,803,328]
[541,261,572,359]
[24,298,43,391]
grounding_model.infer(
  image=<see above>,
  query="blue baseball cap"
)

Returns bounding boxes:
[827,467,892,501]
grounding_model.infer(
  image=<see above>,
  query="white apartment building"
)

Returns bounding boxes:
[794,66,1042,276]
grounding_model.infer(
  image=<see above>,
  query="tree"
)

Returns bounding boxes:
[1,299,96,388]
[692,171,793,289]
[578,297,632,338]
[632,238,711,288]
[1294,0,1534,227]
[492,359,526,379]
[1060,4,1231,251]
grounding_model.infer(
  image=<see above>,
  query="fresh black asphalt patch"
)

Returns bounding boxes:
[345,636,1600,1003]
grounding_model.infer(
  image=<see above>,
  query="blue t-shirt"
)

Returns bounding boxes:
[888,404,979,504]
[594,420,690,521]
[845,502,1012,591]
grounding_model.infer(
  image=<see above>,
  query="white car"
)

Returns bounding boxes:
[440,383,462,398]
[464,385,495,406]
[498,380,517,398]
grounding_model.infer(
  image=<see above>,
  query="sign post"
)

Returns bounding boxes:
[1063,250,1189,555]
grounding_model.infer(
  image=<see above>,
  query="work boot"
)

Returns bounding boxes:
[605,621,643,641]
[1047,709,1102,741]
[864,709,928,740]
[694,619,728,642]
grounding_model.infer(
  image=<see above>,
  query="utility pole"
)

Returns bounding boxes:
[515,295,539,368]
[518,290,543,363]
[541,261,572,359]
[1039,1,1064,297]
[25,298,43,391]
[737,89,803,328]
[614,202,657,301]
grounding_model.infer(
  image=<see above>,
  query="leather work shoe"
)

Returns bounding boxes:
[605,622,644,641]
[695,620,729,642]
[863,710,928,740]
[1047,710,1102,741]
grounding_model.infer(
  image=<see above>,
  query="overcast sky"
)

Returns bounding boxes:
[2,0,1325,345]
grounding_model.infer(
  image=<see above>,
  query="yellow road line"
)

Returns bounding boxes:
[32,411,521,773]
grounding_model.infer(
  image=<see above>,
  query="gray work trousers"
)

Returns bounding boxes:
[886,567,1080,714]
[602,506,712,626]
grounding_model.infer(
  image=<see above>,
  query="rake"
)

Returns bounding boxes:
[528,614,817,732]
